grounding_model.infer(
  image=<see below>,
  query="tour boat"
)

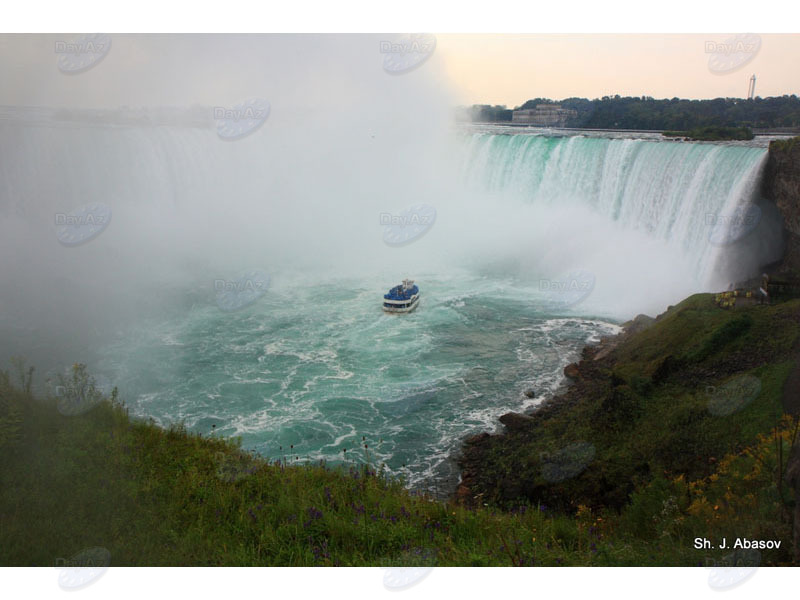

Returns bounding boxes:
[382,279,420,313]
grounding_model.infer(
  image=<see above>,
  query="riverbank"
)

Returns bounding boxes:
[455,293,800,565]
[3,292,800,566]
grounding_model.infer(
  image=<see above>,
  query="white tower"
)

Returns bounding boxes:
[747,74,756,100]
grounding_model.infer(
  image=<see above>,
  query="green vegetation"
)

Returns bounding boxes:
[459,295,800,564]
[2,295,799,566]
[663,126,755,141]
[470,95,800,130]
[770,136,800,153]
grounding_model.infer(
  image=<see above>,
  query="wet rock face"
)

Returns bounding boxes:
[464,432,490,445]
[498,411,535,432]
[563,363,580,380]
[763,139,800,272]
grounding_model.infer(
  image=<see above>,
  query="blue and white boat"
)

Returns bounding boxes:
[382,279,420,313]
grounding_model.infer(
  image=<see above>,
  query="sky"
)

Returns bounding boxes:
[436,33,800,107]
[1,33,798,110]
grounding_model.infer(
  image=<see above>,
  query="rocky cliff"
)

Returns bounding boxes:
[455,294,800,518]
[763,137,800,274]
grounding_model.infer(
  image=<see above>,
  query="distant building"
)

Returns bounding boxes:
[512,104,578,127]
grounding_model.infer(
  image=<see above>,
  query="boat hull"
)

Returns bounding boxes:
[382,295,420,313]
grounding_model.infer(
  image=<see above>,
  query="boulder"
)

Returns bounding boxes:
[622,314,655,335]
[564,363,580,380]
[523,388,536,398]
[499,412,535,432]
[464,432,489,445]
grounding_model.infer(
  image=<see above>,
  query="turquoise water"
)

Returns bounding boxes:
[0,116,779,494]
[97,270,620,492]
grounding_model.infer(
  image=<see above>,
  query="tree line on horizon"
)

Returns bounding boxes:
[467,95,800,130]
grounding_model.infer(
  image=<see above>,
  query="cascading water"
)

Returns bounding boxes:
[458,131,782,290]
[0,114,787,494]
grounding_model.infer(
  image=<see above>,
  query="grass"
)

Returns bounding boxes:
[457,295,800,563]
[769,136,800,153]
[1,295,799,566]
[662,126,755,141]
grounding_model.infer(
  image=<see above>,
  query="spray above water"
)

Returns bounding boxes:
[458,132,783,308]
[381,204,437,246]
[215,98,270,141]
[0,35,788,497]
[55,33,112,75]
[538,270,596,308]
[214,270,271,312]
[707,202,762,247]
[381,33,437,75]
[54,203,112,246]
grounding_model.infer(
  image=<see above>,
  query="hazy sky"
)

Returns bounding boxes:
[0,33,798,109]
[436,33,800,106]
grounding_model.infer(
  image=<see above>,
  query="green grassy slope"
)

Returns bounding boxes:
[1,295,799,566]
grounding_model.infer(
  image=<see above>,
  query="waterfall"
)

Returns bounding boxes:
[458,132,783,289]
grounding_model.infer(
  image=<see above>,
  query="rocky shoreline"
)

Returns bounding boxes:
[454,137,800,508]
[453,310,660,504]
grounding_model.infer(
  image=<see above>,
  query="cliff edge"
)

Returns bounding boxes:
[763,137,800,274]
